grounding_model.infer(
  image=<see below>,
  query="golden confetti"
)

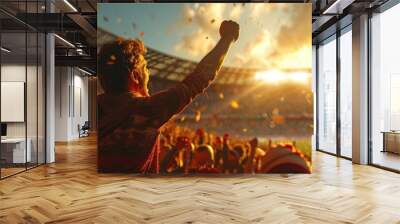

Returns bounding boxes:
[269,122,276,128]
[256,148,266,157]
[272,115,285,125]
[139,31,144,37]
[219,93,224,99]
[272,108,280,115]
[195,111,201,122]
[230,100,239,109]
[107,54,117,65]
[242,128,248,133]
[210,19,215,24]
[306,93,313,104]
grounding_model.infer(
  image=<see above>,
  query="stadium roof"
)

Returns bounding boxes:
[98,28,310,85]
[98,28,257,84]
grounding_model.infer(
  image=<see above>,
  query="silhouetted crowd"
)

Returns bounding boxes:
[158,125,312,174]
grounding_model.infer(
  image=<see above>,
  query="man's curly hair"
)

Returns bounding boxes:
[98,38,147,93]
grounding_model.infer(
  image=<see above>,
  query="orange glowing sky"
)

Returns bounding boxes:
[99,3,311,72]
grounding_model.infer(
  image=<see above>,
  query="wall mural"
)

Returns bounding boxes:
[97,3,313,174]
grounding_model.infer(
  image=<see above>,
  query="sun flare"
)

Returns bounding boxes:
[254,70,310,85]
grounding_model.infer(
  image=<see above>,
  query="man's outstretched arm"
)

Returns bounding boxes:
[144,20,240,127]
[184,20,240,92]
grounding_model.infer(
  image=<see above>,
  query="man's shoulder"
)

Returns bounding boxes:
[98,92,146,101]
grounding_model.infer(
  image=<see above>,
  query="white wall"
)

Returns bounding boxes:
[72,73,89,138]
[55,66,70,141]
[1,65,26,134]
[55,67,89,141]
[1,63,46,164]
[1,65,36,138]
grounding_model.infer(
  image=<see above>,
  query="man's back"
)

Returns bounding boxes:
[98,93,159,172]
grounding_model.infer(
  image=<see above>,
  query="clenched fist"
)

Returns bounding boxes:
[219,20,240,42]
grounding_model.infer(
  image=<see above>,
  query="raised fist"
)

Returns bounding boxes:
[219,20,240,42]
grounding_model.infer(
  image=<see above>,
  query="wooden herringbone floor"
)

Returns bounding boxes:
[1,135,400,224]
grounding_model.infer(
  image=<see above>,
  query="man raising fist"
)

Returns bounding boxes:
[97,20,240,173]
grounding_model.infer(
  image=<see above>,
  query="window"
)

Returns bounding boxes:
[317,36,337,154]
[339,28,352,158]
[371,3,400,171]
[0,1,46,179]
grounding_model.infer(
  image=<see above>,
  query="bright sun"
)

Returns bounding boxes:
[254,70,311,85]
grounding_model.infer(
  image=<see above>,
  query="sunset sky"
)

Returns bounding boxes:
[98,3,311,71]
